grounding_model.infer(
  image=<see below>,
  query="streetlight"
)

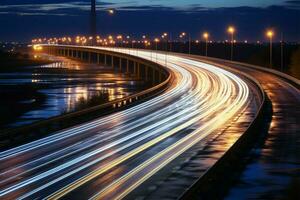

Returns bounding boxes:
[162,32,169,66]
[180,32,191,54]
[108,9,114,15]
[227,26,235,61]
[162,32,168,51]
[203,32,209,57]
[266,30,274,68]
[179,33,184,53]
[154,38,160,50]
[154,38,160,62]
[126,35,130,53]
[116,35,123,48]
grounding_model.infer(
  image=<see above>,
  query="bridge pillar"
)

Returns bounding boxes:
[88,52,91,63]
[133,62,137,74]
[104,54,107,65]
[97,54,100,64]
[145,66,148,81]
[111,56,114,68]
[119,58,122,71]
[76,50,79,59]
[126,59,129,73]
[153,68,156,85]
[159,71,162,82]
[137,63,140,79]
[80,51,84,60]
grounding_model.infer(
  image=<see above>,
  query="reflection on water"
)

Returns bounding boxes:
[0,59,148,129]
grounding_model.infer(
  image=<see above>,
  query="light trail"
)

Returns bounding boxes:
[0,46,252,200]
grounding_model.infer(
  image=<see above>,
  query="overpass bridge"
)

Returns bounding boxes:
[0,45,299,199]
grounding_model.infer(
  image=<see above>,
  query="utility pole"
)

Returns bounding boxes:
[90,0,97,44]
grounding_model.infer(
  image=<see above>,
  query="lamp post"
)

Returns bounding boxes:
[162,32,168,51]
[142,35,147,49]
[154,38,160,62]
[179,32,190,53]
[266,30,274,68]
[227,26,235,61]
[116,35,123,48]
[162,33,168,66]
[203,32,209,57]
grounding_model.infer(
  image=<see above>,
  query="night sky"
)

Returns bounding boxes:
[0,0,299,42]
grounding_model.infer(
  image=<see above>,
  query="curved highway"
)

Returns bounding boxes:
[0,47,259,199]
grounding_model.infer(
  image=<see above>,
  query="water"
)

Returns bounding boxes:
[0,59,148,129]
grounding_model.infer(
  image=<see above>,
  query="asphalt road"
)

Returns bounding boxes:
[0,47,260,199]
[215,61,300,199]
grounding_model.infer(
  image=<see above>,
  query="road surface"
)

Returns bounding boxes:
[0,47,260,199]
[213,60,300,199]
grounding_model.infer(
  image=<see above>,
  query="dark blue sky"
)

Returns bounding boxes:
[0,0,299,42]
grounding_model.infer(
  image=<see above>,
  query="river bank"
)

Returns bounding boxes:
[0,52,151,130]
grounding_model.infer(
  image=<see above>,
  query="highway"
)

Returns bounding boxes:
[205,59,300,199]
[0,47,258,199]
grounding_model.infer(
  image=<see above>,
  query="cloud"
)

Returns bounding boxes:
[285,0,300,4]
[285,0,300,9]
[0,1,117,16]
[0,0,299,42]
[0,0,299,17]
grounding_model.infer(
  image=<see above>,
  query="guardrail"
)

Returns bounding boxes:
[0,45,173,150]
[171,51,300,88]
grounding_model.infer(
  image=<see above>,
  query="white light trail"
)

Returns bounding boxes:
[0,46,251,200]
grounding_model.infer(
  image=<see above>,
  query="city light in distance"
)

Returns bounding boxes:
[227,26,235,34]
[108,9,114,14]
[266,30,274,38]
[203,32,209,40]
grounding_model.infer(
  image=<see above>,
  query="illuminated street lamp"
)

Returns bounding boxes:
[108,9,114,15]
[117,35,123,48]
[227,26,235,60]
[154,38,160,51]
[162,32,168,51]
[266,30,274,68]
[203,32,209,57]
[179,32,191,54]
[142,35,147,49]
[154,38,160,61]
